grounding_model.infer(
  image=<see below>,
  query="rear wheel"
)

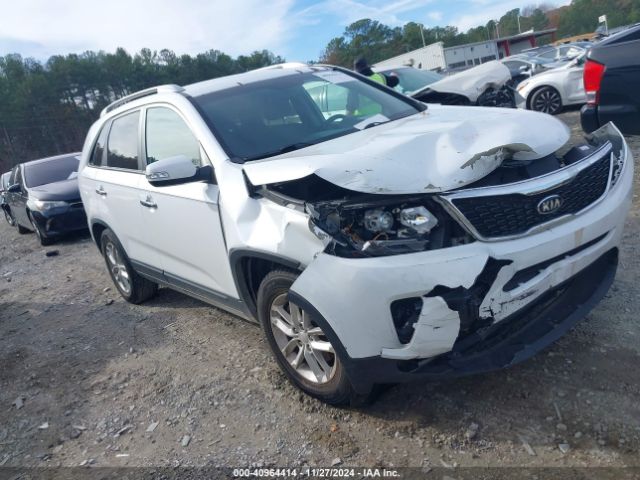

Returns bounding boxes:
[100,228,157,304]
[530,86,563,115]
[257,269,367,405]
[28,211,54,246]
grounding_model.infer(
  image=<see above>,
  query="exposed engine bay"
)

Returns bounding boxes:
[254,123,624,259]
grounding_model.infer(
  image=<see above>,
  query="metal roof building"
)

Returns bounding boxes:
[374,28,557,72]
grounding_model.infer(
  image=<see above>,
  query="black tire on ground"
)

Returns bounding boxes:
[16,219,30,234]
[28,211,55,246]
[257,269,371,406]
[529,86,563,115]
[100,228,157,304]
[3,208,15,227]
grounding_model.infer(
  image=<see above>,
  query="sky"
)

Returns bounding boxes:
[0,0,570,62]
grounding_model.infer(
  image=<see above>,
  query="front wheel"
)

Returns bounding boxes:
[3,208,15,227]
[28,211,54,246]
[529,86,563,115]
[100,228,157,304]
[257,270,365,405]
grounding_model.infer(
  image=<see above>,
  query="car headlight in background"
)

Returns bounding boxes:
[30,199,69,211]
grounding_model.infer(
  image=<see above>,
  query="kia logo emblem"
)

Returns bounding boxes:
[537,195,563,215]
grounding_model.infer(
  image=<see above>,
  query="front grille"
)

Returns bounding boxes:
[449,152,611,238]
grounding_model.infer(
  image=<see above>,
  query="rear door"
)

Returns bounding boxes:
[88,110,149,262]
[138,105,237,298]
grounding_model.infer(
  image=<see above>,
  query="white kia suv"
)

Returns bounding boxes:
[78,64,633,405]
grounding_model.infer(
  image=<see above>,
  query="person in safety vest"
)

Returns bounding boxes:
[347,57,399,116]
[353,57,399,88]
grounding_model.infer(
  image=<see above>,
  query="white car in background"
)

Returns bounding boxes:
[516,55,587,115]
[377,61,518,108]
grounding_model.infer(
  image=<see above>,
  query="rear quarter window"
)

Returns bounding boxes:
[89,122,110,167]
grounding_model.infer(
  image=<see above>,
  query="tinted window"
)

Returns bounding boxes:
[146,107,201,166]
[24,155,80,188]
[90,123,110,167]
[106,111,140,170]
[192,70,420,162]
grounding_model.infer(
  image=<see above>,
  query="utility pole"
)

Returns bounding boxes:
[419,23,426,47]
[517,15,522,34]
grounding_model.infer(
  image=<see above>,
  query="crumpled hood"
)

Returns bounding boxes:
[242,105,570,195]
[30,178,80,201]
[415,61,512,102]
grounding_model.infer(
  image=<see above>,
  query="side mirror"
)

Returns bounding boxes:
[145,155,212,187]
[7,184,21,193]
[519,65,530,72]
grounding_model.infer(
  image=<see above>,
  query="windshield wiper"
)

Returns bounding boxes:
[362,121,389,129]
[244,142,314,162]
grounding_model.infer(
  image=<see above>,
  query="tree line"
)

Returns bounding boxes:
[0,49,283,173]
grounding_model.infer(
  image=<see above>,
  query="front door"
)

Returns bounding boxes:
[138,106,237,299]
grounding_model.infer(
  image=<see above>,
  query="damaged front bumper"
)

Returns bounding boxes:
[289,124,634,391]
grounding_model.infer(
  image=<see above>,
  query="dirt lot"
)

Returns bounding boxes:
[1,110,639,474]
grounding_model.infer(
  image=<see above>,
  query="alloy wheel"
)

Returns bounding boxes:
[533,89,561,114]
[269,293,337,384]
[105,241,132,295]
[29,213,43,240]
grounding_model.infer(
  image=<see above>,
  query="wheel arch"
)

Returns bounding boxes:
[229,249,303,320]
[90,219,111,249]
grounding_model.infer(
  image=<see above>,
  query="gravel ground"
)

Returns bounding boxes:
[0,110,639,473]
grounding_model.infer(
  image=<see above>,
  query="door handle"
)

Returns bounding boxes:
[140,196,157,209]
[96,186,107,196]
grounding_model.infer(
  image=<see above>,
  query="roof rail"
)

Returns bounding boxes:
[100,84,185,117]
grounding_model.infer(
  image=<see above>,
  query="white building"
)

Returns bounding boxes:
[373,42,446,71]
[374,29,557,72]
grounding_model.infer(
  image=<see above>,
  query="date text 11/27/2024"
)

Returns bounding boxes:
[233,468,401,478]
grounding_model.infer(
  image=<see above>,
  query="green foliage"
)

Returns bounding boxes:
[0,48,283,172]
[557,0,640,36]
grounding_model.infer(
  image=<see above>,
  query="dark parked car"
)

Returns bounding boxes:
[581,24,640,135]
[1,171,15,226]
[4,153,86,245]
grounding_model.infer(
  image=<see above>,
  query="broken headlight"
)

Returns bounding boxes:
[307,196,472,257]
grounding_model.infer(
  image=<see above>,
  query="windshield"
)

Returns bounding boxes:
[379,67,443,94]
[192,69,422,162]
[24,155,80,188]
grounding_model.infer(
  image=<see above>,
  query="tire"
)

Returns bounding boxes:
[529,86,563,115]
[3,208,15,227]
[100,228,157,304]
[28,211,54,246]
[16,219,30,234]
[257,269,366,406]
